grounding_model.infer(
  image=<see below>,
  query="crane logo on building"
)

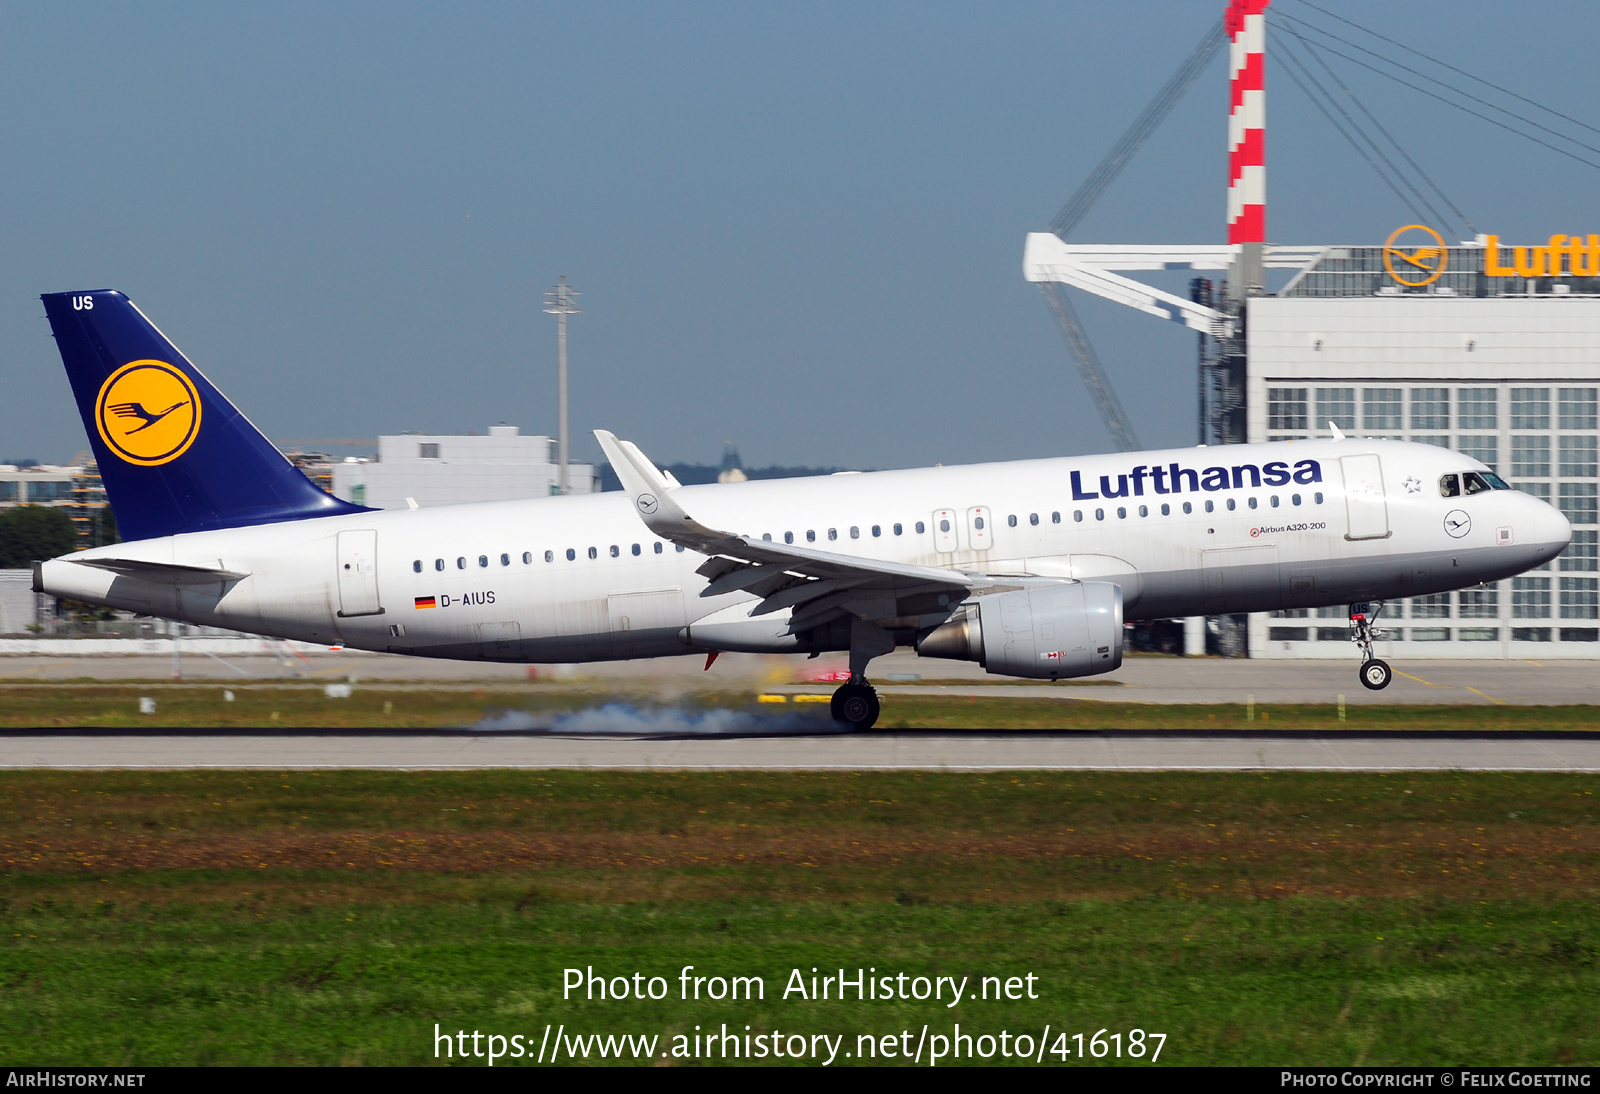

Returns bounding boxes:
[94,360,202,467]
[1383,224,1448,287]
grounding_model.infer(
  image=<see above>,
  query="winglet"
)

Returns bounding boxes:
[1329,420,1346,441]
[594,430,733,549]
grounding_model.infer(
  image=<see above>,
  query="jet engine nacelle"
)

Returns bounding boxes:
[915,581,1123,680]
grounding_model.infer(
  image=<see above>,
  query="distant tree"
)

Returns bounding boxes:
[90,505,120,549]
[0,506,78,568]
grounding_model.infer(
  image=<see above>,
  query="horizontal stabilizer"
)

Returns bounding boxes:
[74,558,251,585]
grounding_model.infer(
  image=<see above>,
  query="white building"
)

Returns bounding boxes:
[1025,232,1599,659]
[331,426,598,510]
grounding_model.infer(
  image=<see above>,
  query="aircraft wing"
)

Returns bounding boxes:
[595,429,1045,630]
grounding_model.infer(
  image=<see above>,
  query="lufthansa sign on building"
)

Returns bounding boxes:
[1385,225,1600,284]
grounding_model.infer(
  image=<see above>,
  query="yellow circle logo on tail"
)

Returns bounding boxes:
[95,360,202,466]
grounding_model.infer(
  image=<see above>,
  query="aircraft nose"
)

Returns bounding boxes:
[1532,498,1573,556]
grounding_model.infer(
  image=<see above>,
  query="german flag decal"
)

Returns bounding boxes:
[414,596,437,610]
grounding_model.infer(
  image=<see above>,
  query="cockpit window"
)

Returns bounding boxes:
[1481,471,1511,490]
[1439,474,1460,498]
[1463,471,1492,495]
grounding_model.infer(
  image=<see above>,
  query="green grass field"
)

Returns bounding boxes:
[1,683,1598,731]
[3,768,1599,1065]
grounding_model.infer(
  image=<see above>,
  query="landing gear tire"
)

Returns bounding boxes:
[1360,659,1392,691]
[831,682,880,730]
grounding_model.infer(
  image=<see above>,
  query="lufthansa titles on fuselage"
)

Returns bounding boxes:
[1070,458,1323,501]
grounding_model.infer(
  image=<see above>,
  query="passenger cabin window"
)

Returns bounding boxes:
[435,559,445,571]
[478,555,488,567]
[412,560,422,573]
[1095,508,1105,521]
[1440,474,1461,497]
[632,544,641,556]
[806,530,816,543]
[871,525,881,537]
[785,532,794,544]
[588,547,598,559]
[609,545,620,557]
[1226,498,1236,511]
[1205,501,1214,513]
[1291,494,1301,506]
[1183,502,1192,514]
[457,557,467,569]
[1248,497,1258,509]
[522,552,532,564]
[1029,513,1039,526]
[1051,512,1060,524]
[1160,503,1170,515]
[544,551,554,562]
[1270,496,1280,508]
[939,519,951,532]
[566,549,576,561]
[1006,515,1017,528]
[893,523,902,535]
[1073,510,1083,522]
[654,542,663,554]
[1138,505,1148,517]
[915,522,925,534]
[850,526,860,539]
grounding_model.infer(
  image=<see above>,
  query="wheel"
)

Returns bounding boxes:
[831,682,880,729]
[1359,659,1392,691]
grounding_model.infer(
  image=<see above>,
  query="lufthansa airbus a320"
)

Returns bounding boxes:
[34,291,1572,728]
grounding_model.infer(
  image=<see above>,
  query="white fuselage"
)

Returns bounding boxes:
[39,439,1570,667]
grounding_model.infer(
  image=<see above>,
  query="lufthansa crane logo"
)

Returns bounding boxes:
[1383,224,1448,287]
[94,360,202,466]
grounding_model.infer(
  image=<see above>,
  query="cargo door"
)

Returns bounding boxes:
[608,589,685,659]
[932,509,958,552]
[966,506,993,551]
[1341,454,1391,540]
[1202,545,1280,614]
[335,530,382,616]
[476,621,522,660]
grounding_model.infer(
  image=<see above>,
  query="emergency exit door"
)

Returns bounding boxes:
[336,530,383,616]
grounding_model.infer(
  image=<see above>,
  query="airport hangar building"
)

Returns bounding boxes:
[1026,230,1600,660]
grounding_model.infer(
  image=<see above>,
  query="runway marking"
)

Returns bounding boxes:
[1526,660,1546,668]
[1395,670,1441,688]
[1465,686,1507,706]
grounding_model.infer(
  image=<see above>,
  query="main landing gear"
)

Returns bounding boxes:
[831,678,881,730]
[1349,601,1392,691]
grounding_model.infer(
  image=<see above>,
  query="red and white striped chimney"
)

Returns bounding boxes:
[1226,0,1269,298]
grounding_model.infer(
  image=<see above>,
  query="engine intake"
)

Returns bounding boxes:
[915,581,1123,680]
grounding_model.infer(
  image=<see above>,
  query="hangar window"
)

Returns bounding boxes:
[1183,502,1193,514]
[1363,388,1402,431]
[1073,510,1083,522]
[1411,388,1451,431]
[478,555,488,568]
[609,545,619,558]
[1094,508,1104,521]
[1029,513,1039,526]
[850,526,860,539]
[419,443,440,459]
[1138,505,1148,517]
[1268,388,1308,432]
[871,525,881,537]
[544,551,554,562]
[1560,387,1598,430]
[1512,435,1551,478]
[566,549,576,561]
[457,557,466,569]
[1160,503,1170,516]
[806,530,816,543]
[915,521,926,534]
[1512,388,1550,430]
[412,560,422,573]
[1459,388,1498,430]
[893,523,903,536]
[435,559,445,571]
[1560,435,1597,478]
[654,542,664,554]
[1116,507,1127,519]
[632,544,641,556]
[1051,512,1060,524]
[1317,388,1355,431]
[500,553,510,566]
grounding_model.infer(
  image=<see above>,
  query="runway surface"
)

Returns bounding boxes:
[6,731,1600,771]
[2,651,1596,705]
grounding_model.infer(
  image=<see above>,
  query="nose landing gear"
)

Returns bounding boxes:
[831,677,881,729]
[1349,601,1392,690]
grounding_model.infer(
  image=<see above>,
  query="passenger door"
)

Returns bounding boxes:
[1341,454,1391,540]
[335,530,382,616]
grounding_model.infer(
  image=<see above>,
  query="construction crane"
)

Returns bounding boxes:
[1041,16,1226,451]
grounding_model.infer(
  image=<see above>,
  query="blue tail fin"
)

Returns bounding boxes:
[43,290,371,542]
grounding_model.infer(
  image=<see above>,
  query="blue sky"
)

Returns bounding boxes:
[2,1,1597,468]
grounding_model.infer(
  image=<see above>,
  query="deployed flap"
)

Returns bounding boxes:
[74,558,251,585]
